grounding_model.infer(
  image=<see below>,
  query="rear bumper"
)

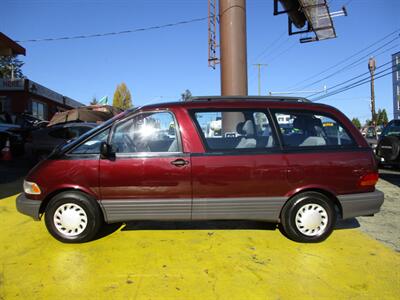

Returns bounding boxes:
[16,194,42,221]
[338,190,384,219]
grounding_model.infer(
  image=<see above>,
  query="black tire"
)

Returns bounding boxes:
[44,191,103,243]
[281,192,336,243]
[376,136,400,163]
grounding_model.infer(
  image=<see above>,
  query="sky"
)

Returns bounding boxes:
[2,0,399,124]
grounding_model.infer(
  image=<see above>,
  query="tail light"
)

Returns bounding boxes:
[359,172,379,187]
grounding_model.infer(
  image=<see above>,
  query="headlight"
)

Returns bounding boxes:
[23,180,41,195]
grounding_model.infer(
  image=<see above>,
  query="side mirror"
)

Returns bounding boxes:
[100,142,115,159]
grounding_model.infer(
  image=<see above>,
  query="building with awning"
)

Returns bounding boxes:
[0,33,84,120]
[0,78,84,120]
[0,32,26,56]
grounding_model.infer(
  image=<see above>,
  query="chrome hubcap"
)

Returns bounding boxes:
[295,204,328,236]
[54,203,87,236]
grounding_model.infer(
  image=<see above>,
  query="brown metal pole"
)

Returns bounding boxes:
[219,0,248,96]
[219,0,248,133]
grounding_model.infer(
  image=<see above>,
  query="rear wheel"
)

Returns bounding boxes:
[44,191,103,243]
[281,192,336,243]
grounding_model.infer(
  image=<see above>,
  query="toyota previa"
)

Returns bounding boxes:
[17,97,384,243]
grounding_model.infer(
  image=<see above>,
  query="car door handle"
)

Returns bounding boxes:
[170,159,189,167]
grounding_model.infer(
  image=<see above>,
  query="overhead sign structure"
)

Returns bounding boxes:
[274,0,345,43]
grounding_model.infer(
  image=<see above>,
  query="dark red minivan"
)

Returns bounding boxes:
[17,97,384,243]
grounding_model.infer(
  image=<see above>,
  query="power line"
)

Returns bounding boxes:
[251,30,287,63]
[285,28,400,90]
[298,35,399,90]
[267,40,297,64]
[249,38,296,86]
[16,16,208,43]
[312,68,394,102]
[307,57,397,98]
[311,67,397,102]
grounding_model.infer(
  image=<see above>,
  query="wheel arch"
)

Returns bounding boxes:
[282,188,343,219]
[39,188,103,219]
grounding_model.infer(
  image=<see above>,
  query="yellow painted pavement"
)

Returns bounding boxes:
[0,195,399,300]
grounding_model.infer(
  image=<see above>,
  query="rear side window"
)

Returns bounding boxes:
[191,110,277,151]
[272,110,355,148]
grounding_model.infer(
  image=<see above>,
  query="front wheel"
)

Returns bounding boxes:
[44,191,103,243]
[281,192,336,243]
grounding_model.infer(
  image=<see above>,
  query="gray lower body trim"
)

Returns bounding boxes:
[192,197,287,222]
[338,190,384,219]
[100,199,192,223]
[100,197,288,223]
[16,194,42,221]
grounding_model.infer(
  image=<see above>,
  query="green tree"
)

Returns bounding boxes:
[351,117,361,129]
[180,89,192,102]
[365,119,372,126]
[0,56,24,79]
[376,108,388,126]
[112,82,132,110]
[90,96,98,105]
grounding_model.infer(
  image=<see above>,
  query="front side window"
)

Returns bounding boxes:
[191,110,277,151]
[71,129,110,154]
[273,110,355,148]
[111,111,180,153]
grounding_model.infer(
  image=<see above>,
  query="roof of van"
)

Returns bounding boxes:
[139,96,332,111]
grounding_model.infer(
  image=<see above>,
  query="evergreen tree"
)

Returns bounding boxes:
[0,56,24,79]
[180,89,192,102]
[351,117,361,129]
[112,82,132,110]
[376,109,388,126]
[382,109,388,125]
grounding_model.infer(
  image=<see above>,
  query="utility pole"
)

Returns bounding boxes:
[368,57,376,125]
[219,0,248,133]
[253,63,267,95]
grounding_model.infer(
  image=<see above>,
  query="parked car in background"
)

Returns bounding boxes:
[364,126,378,150]
[0,117,24,155]
[17,96,383,243]
[31,122,97,160]
[0,130,24,156]
[376,119,400,168]
[0,113,49,157]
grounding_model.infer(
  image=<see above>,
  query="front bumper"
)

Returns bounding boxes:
[337,190,384,219]
[16,193,42,220]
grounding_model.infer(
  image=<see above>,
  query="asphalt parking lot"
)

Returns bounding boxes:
[0,158,399,299]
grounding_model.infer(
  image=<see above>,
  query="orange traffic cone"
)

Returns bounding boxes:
[1,137,12,161]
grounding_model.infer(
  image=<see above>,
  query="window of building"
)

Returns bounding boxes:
[191,110,277,151]
[272,110,355,147]
[32,101,47,120]
[0,96,8,114]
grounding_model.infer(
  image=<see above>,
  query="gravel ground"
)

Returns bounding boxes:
[356,169,400,252]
